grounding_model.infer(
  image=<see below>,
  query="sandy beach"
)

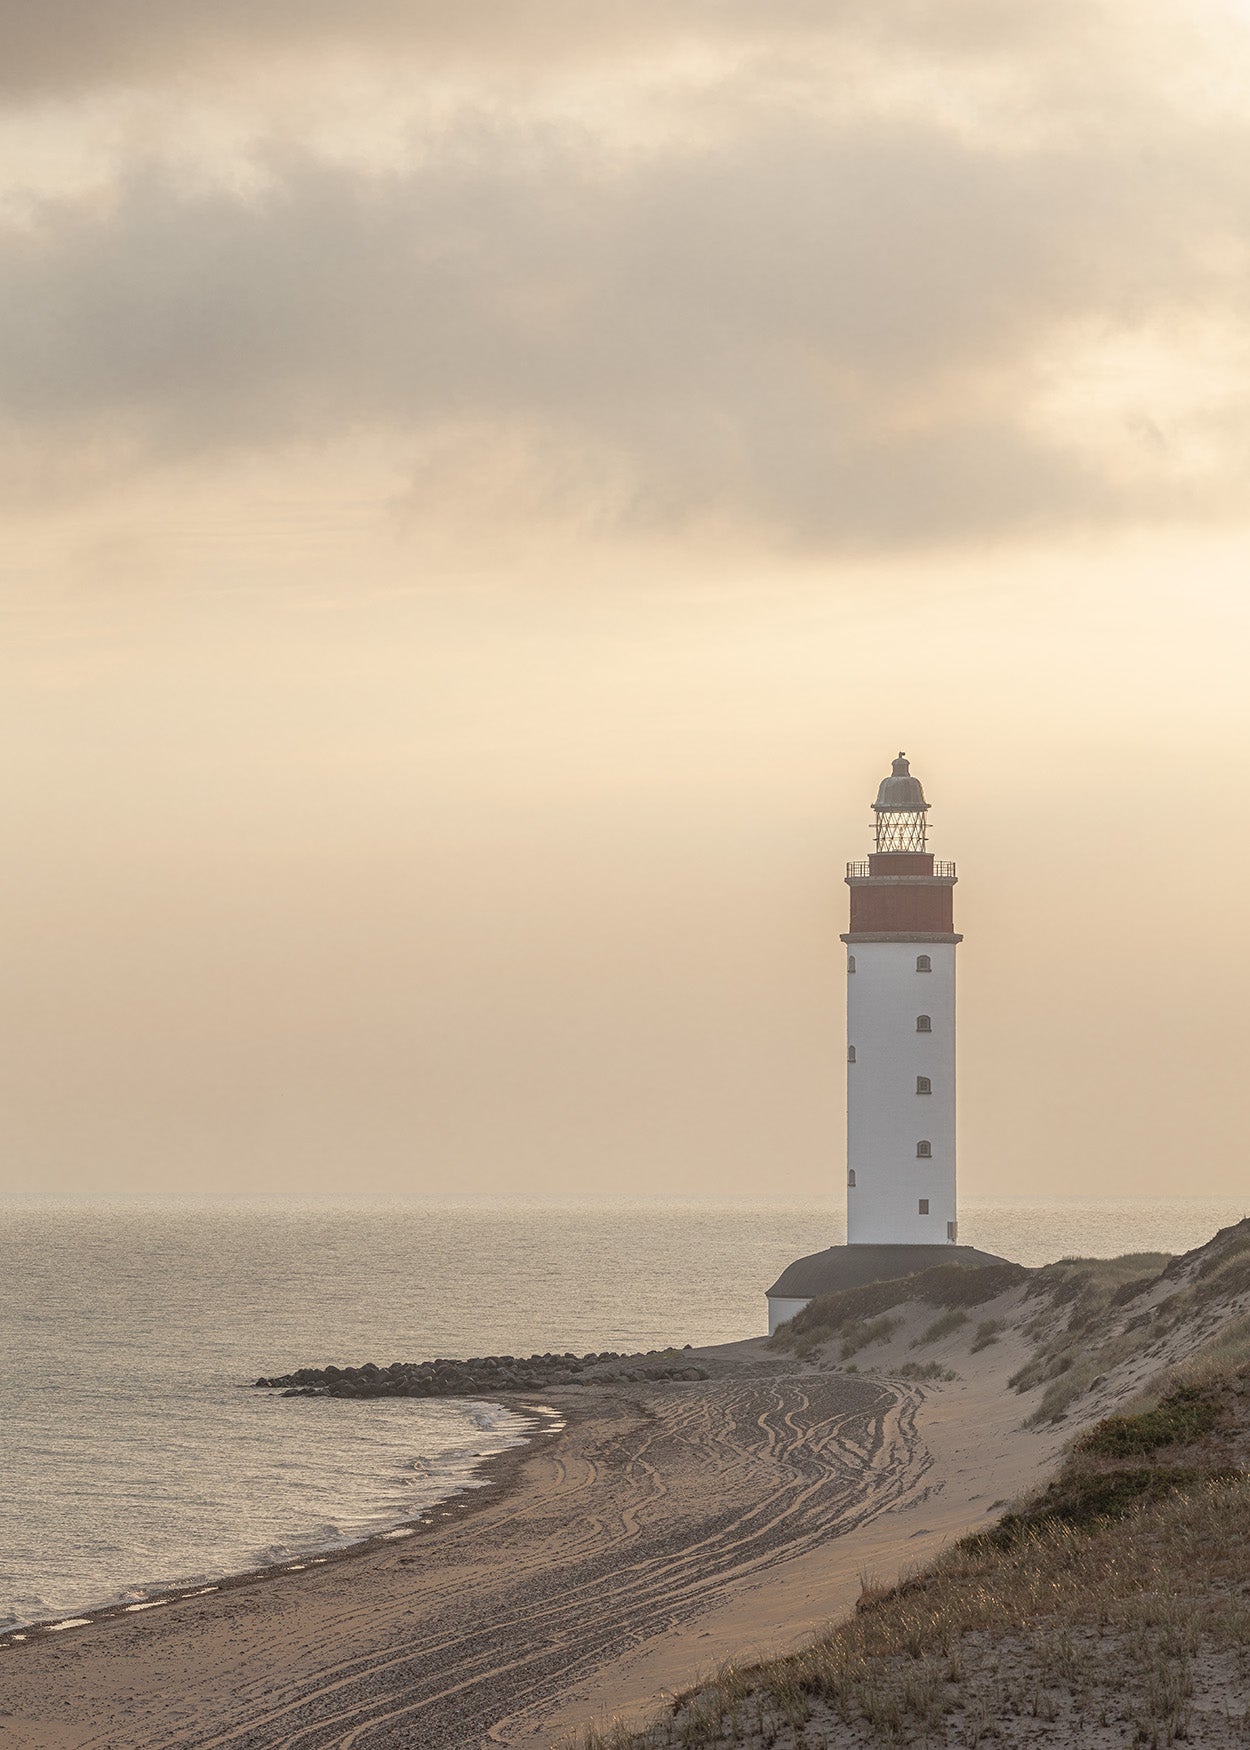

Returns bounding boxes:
[0,1333,1061,1750]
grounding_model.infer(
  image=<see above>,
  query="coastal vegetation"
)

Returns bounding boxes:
[575,1222,1250,1749]
[577,1366,1250,1749]
[911,1308,968,1348]
[770,1260,1028,1358]
[969,1318,1004,1353]
[1012,1230,1250,1426]
[834,1315,900,1361]
[772,1220,1250,1434]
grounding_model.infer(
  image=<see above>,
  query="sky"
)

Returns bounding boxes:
[2,1,1249,1201]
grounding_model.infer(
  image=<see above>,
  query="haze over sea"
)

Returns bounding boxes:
[4,1194,1246,1629]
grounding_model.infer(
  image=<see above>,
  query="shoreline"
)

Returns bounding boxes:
[0,1397,565,1648]
[0,1348,1063,1750]
[5,1344,710,1639]
[8,1228,1245,1746]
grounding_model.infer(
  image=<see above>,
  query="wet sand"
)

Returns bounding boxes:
[0,1348,1056,1749]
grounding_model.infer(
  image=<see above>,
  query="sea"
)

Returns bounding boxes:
[2,1193,1246,1631]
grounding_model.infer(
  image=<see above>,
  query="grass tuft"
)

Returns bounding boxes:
[836,1314,899,1360]
[971,1317,1004,1353]
[771,1259,1028,1350]
[1076,1383,1226,1459]
[573,1357,1250,1749]
[910,1307,968,1349]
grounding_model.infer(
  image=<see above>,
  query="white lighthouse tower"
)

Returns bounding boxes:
[843,753,960,1245]
[765,753,1000,1335]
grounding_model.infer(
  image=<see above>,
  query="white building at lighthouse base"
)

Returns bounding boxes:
[765,1242,1004,1337]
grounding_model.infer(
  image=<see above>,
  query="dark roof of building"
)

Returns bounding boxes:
[873,753,928,815]
[766,1243,1008,1301]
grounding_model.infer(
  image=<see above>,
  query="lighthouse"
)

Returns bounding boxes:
[843,754,959,1245]
[764,752,1003,1335]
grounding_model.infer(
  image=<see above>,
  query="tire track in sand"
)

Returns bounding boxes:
[100,1372,933,1750]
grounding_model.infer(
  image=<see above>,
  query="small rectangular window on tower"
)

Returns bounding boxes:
[847,1045,856,1063]
[916,1015,932,1032]
[916,1075,931,1094]
[918,1199,930,1215]
[916,954,931,972]
[947,1220,957,1241]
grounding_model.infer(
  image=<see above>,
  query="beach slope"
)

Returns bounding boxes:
[0,1349,1054,1750]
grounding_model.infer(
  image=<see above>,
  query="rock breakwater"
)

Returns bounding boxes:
[252,1348,710,1398]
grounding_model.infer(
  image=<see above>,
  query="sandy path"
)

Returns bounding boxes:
[528,1347,1063,1746]
[0,1370,930,1750]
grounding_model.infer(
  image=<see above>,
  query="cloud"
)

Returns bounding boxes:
[0,2,1108,98]
[0,3,1247,551]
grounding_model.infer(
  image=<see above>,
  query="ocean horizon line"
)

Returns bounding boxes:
[3,1189,1246,1209]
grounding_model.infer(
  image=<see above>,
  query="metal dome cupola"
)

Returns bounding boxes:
[872,753,929,853]
[845,750,958,930]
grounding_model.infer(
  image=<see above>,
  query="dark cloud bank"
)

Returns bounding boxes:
[1,2,1247,549]
[0,2,1093,96]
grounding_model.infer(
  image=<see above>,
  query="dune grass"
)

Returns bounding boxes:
[772,1260,1027,1356]
[835,1315,899,1361]
[577,1227,1250,1746]
[1075,1384,1226,1460]
[580,1476,1250,1747]
[969,1318,1003,1353]
[910,1308,968,1349]
[1014,1225,1250,1425]
[575,1371,1250,1749]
